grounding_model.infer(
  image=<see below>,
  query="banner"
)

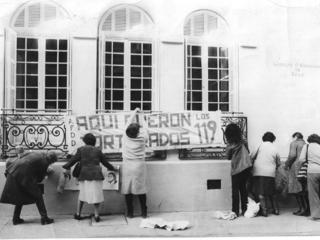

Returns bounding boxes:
[65,111,224,153]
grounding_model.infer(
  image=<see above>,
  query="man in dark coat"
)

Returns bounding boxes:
[0,151,57,225]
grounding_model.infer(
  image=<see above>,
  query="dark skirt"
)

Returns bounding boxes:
[0,174,38,205]
[251,176,276,196]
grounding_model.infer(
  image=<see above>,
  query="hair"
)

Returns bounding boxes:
[307,134,320,145]
[46,151,58,164]
[224,123,242,144]
[126,123,140,138]
[82,133,96,146]
[262,132,276,142]
[292,132,303,139]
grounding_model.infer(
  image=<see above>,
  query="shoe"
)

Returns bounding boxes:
[12,218,24,225]
[141,208,148,219]
[94,216,100,222]
[41,217,54,225]
[271,209,280,215]
[74,213,83,220]
[298,210,310,217]
[260,208,268,217]
[293,210,302,215]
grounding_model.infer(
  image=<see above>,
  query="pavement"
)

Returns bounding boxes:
[1,209,320,238]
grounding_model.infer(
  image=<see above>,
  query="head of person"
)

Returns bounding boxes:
[126,123,140,138]
[82,133,96,146]
[307,134,320,145]
[292,132,303,140]
[262,132,276,143]
[15,145,24,155]
[107,172,116,182]
[46,151,58,164]
[224,123,242,144]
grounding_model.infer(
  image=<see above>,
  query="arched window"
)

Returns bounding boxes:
[98,5,154,111]
[5,0,71,112]
[184,10,231,112]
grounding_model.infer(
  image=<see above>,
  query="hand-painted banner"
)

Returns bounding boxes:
[65,111,224,153]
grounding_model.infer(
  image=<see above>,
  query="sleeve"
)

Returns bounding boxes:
[225,144,234,160]
[275,153,281,169]
[298,144,307,163]
[62,148,81,170]
[100,151,115,171]
[250,146,259,162]
[285,142,297,169]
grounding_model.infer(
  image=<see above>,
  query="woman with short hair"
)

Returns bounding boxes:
[63,133,117,222]
[251,131,281,217]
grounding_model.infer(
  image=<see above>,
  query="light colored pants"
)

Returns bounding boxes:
[307,172,320,218]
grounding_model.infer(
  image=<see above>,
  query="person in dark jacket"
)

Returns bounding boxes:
[225,123,252,216]
[0,151,58,225]
[63,133,117,222]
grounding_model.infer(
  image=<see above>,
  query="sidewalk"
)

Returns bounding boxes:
[0,209,320,238]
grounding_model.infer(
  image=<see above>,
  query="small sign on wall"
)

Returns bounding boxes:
[64,167,120,191]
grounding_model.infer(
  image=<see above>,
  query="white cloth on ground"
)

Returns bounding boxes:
[140,218,190,231]
[244,197,260,218]
[212,211,237,220]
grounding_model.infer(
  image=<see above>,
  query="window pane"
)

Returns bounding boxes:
[26,101,37,109]
[192,57,201,67]
[220,81,229,91]
[45,89,56,99]
[113,90,123,101]
[112,102,123,110]
[59,52,67,62]
[220,70,229,80]
[17,51,25,61]
[209,103,218,111]
[27,63,38,74]
[16,76,25,86]
[46,64,57,75]
[16,88,25,99]
[105,42,111,52]
[143,67,151,77]
[46,39,57,50]
[113,78,124,88]
[192,46,201,55]
[105,78,111,88]
[17,38,25,49]
[131,91,141,101]
[208,58,217,68]
[113,66,123,76]
[143,44,152,54]
[45,101,56,109]
[208,47,217,57]
[192,80,202,90]
[59,77,67,87]
[219,47,228,57]
[192,92,202,101]
[219,59,229,68]
[131,78,141,89]
[113,54,124,64]
[105,90,111,100]
[26,76,37,87]
[59,64,67,75]
[131,55,141,65]
[59,40,68,50]
[208,81,218,90]
[17,63,25,74]
[131,102,141,110]
[143,56,152,66]
[58,101,67,109]
[220,104,229,111]
[104,102,111,110]
[58,89,67,99]
[208,92,218,102]
[105,54,111,64]
[113,42,124,52]
[27,39,38,49]
[143,102,151,110]
[26,88,38,99]
[131,43,141,53]
[208,69,218,79]
[46,51,57,62]
[192,69,202,78]
[192,103,202,110]
[131,67,141,77]
[143,91,151,101]
[105,66,111,76]
[16,100,24,108]
[220,92,229,102]
[143,79,151,89]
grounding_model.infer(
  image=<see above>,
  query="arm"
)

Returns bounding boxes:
[225,144,234,160]
[298,144,307,163]
[284,142,297,169]
[100,151,116,171]
[124,108,140,130]
[275,153,281,169]
[62,149,81,170]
